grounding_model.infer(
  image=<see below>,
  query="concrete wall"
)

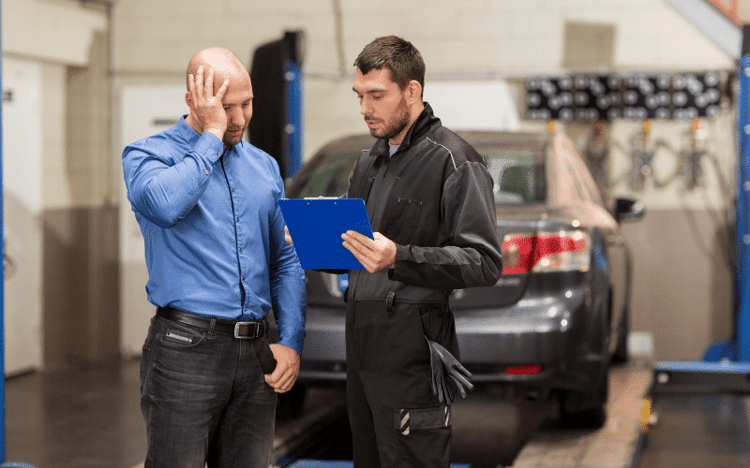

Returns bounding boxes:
[112,0,734,156]
[0,0,709,363]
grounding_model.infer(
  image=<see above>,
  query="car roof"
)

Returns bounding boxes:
[311,131,551,157]
[455,130,550,153]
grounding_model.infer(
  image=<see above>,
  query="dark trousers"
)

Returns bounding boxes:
[346,299,458,468]
[140,313,278,468]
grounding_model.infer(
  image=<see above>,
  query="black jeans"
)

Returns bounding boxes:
[140,313,277,468]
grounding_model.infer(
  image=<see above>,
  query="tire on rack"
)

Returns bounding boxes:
[559,361,609,430]
[612,306,629,364]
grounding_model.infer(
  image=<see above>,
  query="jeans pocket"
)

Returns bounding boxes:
[157,319,206,349]
[258,342,277,375]
[164,330,195,345]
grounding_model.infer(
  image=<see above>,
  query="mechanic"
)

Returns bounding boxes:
[122,47,306,468]
[341,36,504,467]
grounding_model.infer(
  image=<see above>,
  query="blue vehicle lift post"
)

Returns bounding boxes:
[652,24,750,394]
[733,24,750,366]
[285,60,303,178]
[0,1,5,460]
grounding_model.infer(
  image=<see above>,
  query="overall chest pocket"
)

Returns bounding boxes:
[386,198,422,245]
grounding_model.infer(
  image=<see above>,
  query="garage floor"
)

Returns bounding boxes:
[637,393,750,468]
[3,357,749,467]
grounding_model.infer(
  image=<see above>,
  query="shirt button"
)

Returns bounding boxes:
[205,170,209,175]
[239,248,242,252]
[236,217,239,222]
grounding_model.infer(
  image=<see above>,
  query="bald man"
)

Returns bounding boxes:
[122,47,306,468]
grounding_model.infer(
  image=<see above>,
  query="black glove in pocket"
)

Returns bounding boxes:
[425,337,474,404]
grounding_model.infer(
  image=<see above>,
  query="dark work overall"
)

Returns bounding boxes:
[345,140,460,468]
[346,296,459,468]
[343,104,502,467]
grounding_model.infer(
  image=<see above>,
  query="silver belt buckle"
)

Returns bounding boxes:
[234,321,259,339]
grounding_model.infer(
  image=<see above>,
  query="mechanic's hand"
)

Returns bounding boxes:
[187,65,230,141]
[284,226,293,245]
[264,344,301,393]
[342,231,396,273]
[425,337,474,404]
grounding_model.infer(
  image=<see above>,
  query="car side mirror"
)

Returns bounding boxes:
[614,198,645,223]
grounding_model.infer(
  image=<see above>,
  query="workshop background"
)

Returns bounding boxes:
[0,0,742,377]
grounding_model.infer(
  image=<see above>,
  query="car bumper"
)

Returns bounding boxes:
[454,305,570,383]
[295,290,598,388]
[296,305,348,381]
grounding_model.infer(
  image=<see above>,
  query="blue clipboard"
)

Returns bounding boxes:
[278,198,374,270]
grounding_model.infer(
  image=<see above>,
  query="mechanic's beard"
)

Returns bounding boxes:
[370,98,410,141]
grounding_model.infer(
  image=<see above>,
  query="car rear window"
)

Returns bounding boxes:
[289,150,360,198]
[479,147,546,204]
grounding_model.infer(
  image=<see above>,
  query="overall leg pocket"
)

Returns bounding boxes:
[393,405,451,434]
[389,406,453,468]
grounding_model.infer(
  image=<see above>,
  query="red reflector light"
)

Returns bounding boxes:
[506,365,542,375]
[501,230,590,274]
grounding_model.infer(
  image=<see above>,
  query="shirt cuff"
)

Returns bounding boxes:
[193,132,224,163]
[277,333,304,356]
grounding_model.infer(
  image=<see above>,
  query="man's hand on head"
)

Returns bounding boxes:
[187,65,230,141]
[342,231,397,273]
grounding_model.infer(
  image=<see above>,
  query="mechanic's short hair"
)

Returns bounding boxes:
[354,36,425,94]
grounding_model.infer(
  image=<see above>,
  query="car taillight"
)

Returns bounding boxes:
[506,365,542,375]
[501,230,590,274]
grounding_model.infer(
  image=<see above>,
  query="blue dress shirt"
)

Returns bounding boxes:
[122,117,306,354]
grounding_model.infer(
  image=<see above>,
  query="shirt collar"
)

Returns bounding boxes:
[176,115,201,144]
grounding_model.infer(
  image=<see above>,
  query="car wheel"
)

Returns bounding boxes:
[561,404,607,430]
[560,363,609,429]
[612,307,629,364]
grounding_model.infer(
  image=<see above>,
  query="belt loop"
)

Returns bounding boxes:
[208,317,216,339]
[386,291,396,317]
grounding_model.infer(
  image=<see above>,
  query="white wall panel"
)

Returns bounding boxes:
[3,57,44,375]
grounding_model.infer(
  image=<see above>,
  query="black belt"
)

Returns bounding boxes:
[157,306,267,339]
